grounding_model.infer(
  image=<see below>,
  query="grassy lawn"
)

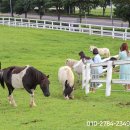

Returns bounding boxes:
[75,7,115,17]
[90,7,114,17]
[0,25,130,130]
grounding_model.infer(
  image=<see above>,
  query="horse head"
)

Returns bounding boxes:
[40,75,50,97]
[63,80,74,98]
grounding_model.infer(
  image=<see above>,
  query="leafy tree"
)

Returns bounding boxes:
[113,1,130,27]
[113,0,130,4]
[1,0,17,17]
[64,0,74,14]
[32,0,46,19]
[1,0,10,13]
[72,0,98,23]
[0,0,2,12]
[99,0,110,16]
[15,0,32,18]
[48,0,66,21]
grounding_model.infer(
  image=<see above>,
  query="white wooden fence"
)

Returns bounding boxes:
[0,17,130,40]
[82,60,130,96]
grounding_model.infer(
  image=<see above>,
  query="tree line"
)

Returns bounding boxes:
[0,0,130,27]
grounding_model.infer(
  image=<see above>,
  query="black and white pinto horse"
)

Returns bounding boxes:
[0,65,50,107]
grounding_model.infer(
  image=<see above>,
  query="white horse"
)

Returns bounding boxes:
[90,45,110,58]
[66,59,84,82]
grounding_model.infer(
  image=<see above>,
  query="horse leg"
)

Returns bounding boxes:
[69,90,74,99]
[7,85,17,107]
[8,95,17,107]
[30,89,36,107]
[23,86,36,107]
[77,74,81,84]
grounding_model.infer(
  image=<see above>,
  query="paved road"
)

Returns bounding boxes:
[0,13,129,27]
[41,15,128,27]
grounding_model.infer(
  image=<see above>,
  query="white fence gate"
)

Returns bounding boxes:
[82,60,130,96]
[0,17,130,40]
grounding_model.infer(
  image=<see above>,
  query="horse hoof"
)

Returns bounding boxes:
[13,104,17,107]
[69,96,74,99]
[64,96,69,100]
[30,103,36,107]
[9,101,12,105]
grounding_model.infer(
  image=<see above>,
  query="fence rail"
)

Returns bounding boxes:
[0,17,130,40]
[82,60,130,97]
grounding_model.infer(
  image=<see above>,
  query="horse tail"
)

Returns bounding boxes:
[0,70,5,88]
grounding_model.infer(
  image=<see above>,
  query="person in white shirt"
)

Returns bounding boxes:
[92,48,103,74]
[92,48,103,90]
[79,51,101,92]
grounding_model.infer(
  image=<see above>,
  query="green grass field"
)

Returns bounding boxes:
[0,25,130,130]
[90,7,114,17]
[75,7,115,17]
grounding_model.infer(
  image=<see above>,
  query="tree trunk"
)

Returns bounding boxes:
[11,11,14,17]
[79,8,82,23]
[73,6,75,14]
[40,14,42,19]
[129,20,130,27]
[87,7,90,15]
[25,12,27,18]
[56,6,61,21]
[58,12,60,21]
[10,0,14,17]
[102,7,106,16]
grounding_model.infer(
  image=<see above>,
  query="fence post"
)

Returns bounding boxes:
[101,26,103,36]
[21,18,23,27]
[125,28,127,41]
[79,24,82,32]
[89,24,92,35]
[105,61,113,96]
[8,17,10,26]
[82,64,87,89]
[14,18,16,27]
[44,20,46,29]
[69,23,71,31]
[60,22,62,30]
[36,20,38,28]
[85,63,91,94]
[43,20,45,28]
[28,19,30,27]
[2,17,4,25]
[112,27,115,39]
[52,21,54,29]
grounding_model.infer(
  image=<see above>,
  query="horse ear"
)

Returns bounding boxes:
[47,75,49,78]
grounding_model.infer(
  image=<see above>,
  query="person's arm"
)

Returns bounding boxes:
[117,52,121,60]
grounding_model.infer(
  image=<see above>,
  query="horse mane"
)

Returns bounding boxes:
[28,67,47,84]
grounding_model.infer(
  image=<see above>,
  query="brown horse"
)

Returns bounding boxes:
[0,65,50,107]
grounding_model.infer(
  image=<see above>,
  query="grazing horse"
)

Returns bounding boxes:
[0,65,50,107]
